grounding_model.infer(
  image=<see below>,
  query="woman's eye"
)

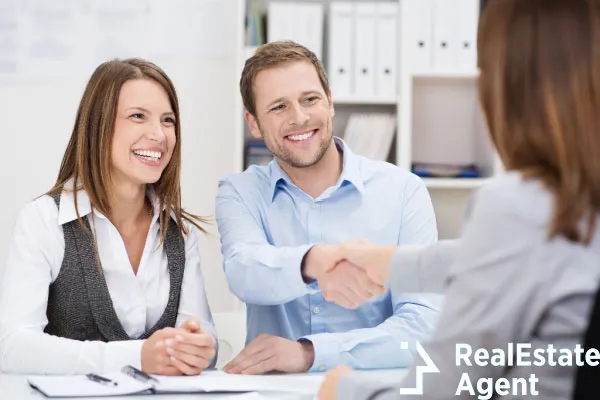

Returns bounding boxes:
[163,117,176,125]
[130,113,144,120]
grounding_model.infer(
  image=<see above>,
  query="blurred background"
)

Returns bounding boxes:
[0,0,497,313]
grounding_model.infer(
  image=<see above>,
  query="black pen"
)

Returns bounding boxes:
[86,373,118,386]
[121,365,159,383]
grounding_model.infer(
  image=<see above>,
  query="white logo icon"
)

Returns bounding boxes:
[399,341,439,395]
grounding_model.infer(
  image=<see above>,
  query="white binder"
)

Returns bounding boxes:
[293,3,324,60]
[267,2,294,43]
[375,2,398,98]
[353,2,376,97]
[403,0,433,73]
[432,0,458,72]
[456,0,479,72]
[268,2,324,60]
[328,2,354,98]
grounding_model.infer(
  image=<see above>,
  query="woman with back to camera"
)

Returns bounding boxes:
[0,58,217,376]
[318,0,600,398]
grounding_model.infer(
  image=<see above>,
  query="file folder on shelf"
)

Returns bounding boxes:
[432,0,457,72]
[353,3,377,97]
[375,2,398,98]
[403,0,434,73]
[328,2,354,98]
[268,2,324,60]
[456,0,479,72]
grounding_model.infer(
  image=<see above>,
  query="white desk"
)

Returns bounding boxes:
[0,370,407,399]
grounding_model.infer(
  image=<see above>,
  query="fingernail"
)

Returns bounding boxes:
[175,334,184,342]
[166,347,174,355]
[165,339,173,347]
[170,355,177,362]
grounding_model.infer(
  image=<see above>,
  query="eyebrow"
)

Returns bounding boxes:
[126,106,175,117]
[265,90,323,110]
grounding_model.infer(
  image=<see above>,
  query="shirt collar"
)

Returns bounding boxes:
[57,179,164,225]
[267,136,365,202]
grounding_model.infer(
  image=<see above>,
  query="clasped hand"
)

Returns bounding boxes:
[141,318,216,376]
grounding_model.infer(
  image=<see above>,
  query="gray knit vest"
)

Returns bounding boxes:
[44,194,185,342]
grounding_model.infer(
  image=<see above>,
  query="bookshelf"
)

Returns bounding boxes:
[237,0,499,238]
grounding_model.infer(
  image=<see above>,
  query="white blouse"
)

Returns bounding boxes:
[0,187,215,374]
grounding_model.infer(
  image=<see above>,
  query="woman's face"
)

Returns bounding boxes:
[110,78,177,187]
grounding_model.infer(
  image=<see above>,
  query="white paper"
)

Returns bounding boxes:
[28,373,151,398]
[227,393,269,400]
[153,370,324,394]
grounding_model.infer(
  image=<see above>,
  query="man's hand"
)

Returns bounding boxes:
[341,241,397,285]
[320,261,386,309]
[301,244,345,281]
[223,334,314,375]
[318,365,353,400]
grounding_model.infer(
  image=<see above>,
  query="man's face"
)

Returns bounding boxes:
[246,61,335,169]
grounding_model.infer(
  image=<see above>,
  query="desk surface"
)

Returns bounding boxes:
[1,370,407,400]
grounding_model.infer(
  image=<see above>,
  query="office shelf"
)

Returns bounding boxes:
[422,177,489,189]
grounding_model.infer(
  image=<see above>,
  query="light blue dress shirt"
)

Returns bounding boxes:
[216,138,441,372]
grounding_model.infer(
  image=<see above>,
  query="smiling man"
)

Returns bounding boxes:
[216,41,440,375]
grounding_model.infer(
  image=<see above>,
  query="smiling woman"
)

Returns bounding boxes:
[0,59,218,377]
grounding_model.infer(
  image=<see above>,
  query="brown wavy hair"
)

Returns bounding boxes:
[478,0,600,244]
[47,58,207,239]
[240,41,330,117]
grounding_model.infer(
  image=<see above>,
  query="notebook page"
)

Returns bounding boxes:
[28,373,151,397]
[153,370,323,394]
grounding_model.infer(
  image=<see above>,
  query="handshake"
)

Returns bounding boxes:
[302,240,397,309]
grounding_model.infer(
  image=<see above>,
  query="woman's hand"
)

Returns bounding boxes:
[318,365,354,400]
[141,318,216,376]
[165,318,216,375]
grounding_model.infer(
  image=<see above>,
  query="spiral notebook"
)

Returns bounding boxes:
[28,365,323,397]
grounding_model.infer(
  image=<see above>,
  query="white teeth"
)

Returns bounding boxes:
[287,131,314,141]
[133,150,162,160]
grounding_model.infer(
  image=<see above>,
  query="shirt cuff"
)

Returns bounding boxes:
[102,340,144,373]
[279,244,319,298]
[300,334,341,372]
[390,245,428,293]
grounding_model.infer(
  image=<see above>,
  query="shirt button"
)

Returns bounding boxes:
[310,203,318,209]
[313,306,320,314]
[271,292,276,298]
[318,365,326,371]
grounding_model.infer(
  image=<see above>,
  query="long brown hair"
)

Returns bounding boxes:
[478,0,600,244]
[47,58,206,239]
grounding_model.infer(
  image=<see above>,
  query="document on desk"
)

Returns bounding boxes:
[154,371,323,394]
[28,370,324,397]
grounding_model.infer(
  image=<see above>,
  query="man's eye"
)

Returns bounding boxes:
[270,104,285,112]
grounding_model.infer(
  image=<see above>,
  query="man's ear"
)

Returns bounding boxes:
[244,110,262,139]
[327,91,335,117]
